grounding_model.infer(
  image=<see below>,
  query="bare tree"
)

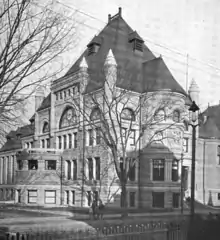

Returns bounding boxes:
[72,57,188,213]
[55,148,120,206]
[0,0,80,142]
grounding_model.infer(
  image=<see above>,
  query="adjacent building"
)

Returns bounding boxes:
[0,8,197,209]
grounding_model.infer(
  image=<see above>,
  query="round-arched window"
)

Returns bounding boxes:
[154,109,165,122]
[90,107,101,121]
[59,107,77,129]
[121,108,135,121]
[42,122,49,133]
[173,110,180,123]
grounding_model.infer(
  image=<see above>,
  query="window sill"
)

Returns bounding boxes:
[152,207,165,209]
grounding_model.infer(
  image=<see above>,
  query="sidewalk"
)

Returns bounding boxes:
[3,206,190,219]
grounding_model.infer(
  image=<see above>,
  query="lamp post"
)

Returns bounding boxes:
[180,152,184,214]
[188,101,200,219]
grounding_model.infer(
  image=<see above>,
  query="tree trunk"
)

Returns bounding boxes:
[121,181,128,217]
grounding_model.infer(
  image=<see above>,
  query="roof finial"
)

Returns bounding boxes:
[79,57,88,69]
[105,49,117,66]
[118,7,122,16]
[108,14,111,23]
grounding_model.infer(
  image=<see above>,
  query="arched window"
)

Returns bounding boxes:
[173,110,180,123]
[42,122,49,133]
[90,107,101,121]
[183,120,188,131]
[59,107,77,129]
[154,109,165,122]
[121,108,135,121]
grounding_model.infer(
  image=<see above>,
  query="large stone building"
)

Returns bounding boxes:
[0,8,197,209]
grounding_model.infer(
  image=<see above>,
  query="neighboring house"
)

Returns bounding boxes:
[0,8,197,209]
[196,103,220,206]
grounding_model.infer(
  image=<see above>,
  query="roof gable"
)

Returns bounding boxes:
[37,93,51,112]
[142,57,186,94]
[0,125,34,153]
[199,105,220,139]
[64,12,187,96]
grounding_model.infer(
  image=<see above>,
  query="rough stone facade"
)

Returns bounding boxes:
[0,8,197,210]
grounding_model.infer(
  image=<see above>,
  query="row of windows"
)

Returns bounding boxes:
[154,109,189,127]
[26,190,76,205]
[25,142,33,149]
[57,133,78,149]
[17,159,58,171]
[152,159,179,182]
[55,85,80,101]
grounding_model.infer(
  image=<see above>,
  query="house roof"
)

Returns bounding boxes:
[0,125,34,153]
[199,104,220,139]
[37,93,51,112]
[64,11,187,96]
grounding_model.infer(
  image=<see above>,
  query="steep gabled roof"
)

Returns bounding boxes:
[142,57,186,94]
[199,104,220,139]
[0,125,34,153]
[64,11,187,96]
[37,93,51,112]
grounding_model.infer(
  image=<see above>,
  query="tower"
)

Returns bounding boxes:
[188,79,200,105]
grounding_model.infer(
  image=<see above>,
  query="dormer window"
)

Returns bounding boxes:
[129,31,144,52]
[133,39,143,52]
[87,36,102,56]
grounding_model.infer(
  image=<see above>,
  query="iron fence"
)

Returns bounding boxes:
[1,221,188,240]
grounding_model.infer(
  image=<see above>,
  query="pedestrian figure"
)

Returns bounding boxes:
[91,200,97,220]
[97,199,105,220]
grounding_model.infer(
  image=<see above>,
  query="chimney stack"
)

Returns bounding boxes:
[108,14,111,23]
[118,7,122,16]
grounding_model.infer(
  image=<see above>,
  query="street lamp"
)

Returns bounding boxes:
[188,101,200,219]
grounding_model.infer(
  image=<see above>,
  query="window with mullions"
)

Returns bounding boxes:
[45,190,56,204]
[28,190,37,204]
[59,107,77,129]
[153,159,165,181]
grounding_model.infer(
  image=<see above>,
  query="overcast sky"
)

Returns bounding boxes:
[26,0,220,120]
